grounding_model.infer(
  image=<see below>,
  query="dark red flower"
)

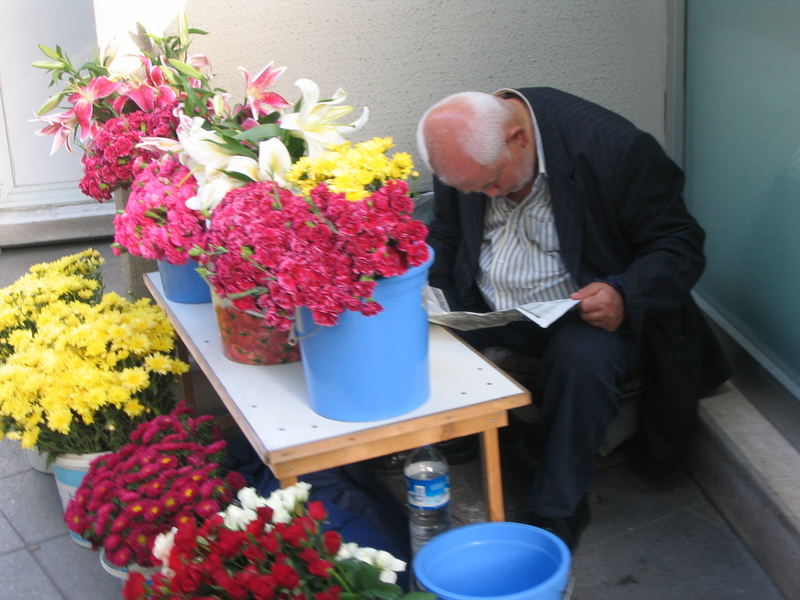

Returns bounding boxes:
[173,562,206,593]
[250,574,278,600]
[122,572,148,600]
[306,500,326,522]
[271,563,300,590]
[314,585,342,600]
[322,530,342,555]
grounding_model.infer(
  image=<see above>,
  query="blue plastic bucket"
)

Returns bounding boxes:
[157,260,211,304]
[296,248,434,422]
[413,522,571,600]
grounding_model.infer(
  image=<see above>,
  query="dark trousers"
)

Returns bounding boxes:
[457,312,640,517]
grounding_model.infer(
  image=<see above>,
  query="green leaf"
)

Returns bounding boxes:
[167,58,206,80]
[233,124,281,142]
[400,593,436,600]
[209,139,257,159]
[221,170,256,184]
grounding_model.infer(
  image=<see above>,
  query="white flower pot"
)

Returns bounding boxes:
[52,451,109,548]
[100,549,160,582]
[24,447,53,474]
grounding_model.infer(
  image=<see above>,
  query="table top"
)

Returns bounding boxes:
[145,273,529,456]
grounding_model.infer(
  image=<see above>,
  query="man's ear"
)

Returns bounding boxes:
[506,125,528,148]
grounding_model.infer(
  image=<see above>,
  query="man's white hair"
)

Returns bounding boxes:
[416,91,513,171]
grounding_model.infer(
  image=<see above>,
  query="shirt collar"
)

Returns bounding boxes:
[493,88,547,177]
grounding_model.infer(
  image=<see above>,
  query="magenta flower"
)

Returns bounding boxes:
[193,499,219,519]
[34,109,79,155]
[103,533,123,552]
[112,155,207,262]
[110,514,130,533]
[239,62,289,119]
[62,405,245,569]
[200,179,428,329]
[108,545,133,568]
[67,76,121,140]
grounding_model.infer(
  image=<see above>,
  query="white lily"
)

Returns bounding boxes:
[226,137,292,185]
[176,113,233,173]
[186,171,241,212]
[280,78,369,157]
[373,550,407,583]
[222,504,257,530]
[138,135,183,154]
[152,528,177,576]
[336,543,406,584]
[237,486,271,511]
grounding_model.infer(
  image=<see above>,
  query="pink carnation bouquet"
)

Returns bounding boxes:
[196,178,429,331]
[112,155,208,264]
[64,404,247,568]
[79,104,179,201]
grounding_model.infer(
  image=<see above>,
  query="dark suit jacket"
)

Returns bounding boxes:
[427,87,730,461]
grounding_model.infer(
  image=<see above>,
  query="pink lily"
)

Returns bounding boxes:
[33,109,79,154]
[239,62,289,119]
[188,54,213,78]
[67,76,121,140]
[140,56,166,88]
[123,82,178,113]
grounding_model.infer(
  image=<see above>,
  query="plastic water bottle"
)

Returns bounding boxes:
[404,444,452,556]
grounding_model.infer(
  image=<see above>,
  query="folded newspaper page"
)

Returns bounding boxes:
[424,286,580,330]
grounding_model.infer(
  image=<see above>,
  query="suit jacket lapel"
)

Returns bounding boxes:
[459,192,486,288]
[525,90,585,283]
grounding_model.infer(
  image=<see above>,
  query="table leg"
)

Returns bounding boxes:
[176,340,196,408]
[480,427,505,521]
[279,476,298,488]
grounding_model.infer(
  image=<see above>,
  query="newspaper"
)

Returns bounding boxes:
[424,286,580,331]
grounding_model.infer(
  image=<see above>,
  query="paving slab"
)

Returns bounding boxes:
[0,470,67,544]
[0,549,63,600]
[572,507,784,600]
[34,535,124,600]
[581,458,707,546]
[0,439,29,479]
[0,511,24,554]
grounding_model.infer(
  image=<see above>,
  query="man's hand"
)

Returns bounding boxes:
[570,282,625,332]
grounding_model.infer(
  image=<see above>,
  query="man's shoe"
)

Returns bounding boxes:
[522,495,591,552]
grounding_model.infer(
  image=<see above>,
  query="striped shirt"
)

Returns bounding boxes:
[476,91,578,311]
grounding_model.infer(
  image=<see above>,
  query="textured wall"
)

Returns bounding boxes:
[186,0,668,185]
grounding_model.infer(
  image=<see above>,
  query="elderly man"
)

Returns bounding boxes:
[416,88,730,549]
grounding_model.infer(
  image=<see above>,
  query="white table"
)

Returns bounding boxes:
[144,273,530,521]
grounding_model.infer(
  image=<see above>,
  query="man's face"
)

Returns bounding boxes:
[439,138,535,199]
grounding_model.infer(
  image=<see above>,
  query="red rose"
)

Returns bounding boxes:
[307,558,333,578]
[249,574,278,600]
[216,528,247,558]
[322,530,342,555]
[256,506,274,522]
[214,570,249,600]
[271,563,300,589]
[173,562,206,593]
[306,500,327,522]
[122,572,148,600]
[314,585,342,600]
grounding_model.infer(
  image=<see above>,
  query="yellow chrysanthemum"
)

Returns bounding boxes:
[144,353,173,374]
[0,250,192,454]
[118,367,150,390]
[285,136,416,202]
